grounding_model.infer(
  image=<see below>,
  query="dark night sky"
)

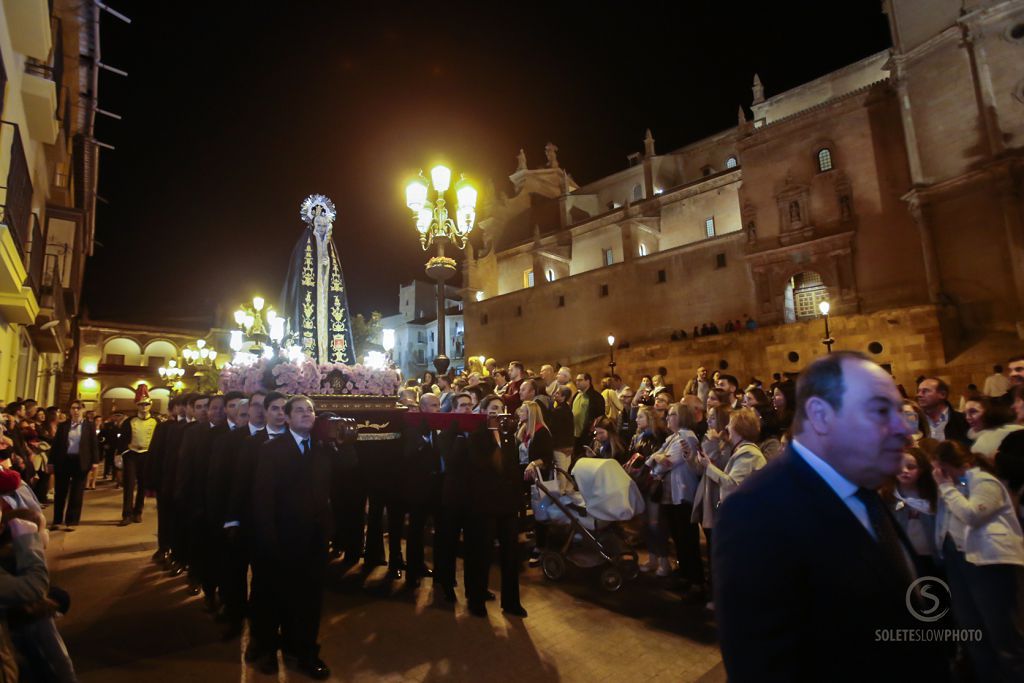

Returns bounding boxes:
[81,1,891,327]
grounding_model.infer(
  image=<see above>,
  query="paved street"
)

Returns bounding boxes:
[45,483,724,682]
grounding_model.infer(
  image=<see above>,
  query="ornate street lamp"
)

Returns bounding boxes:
[607,335,617,373]
[182,338,218,368]
[231,296,286,364]
[405,164,477,375]
[818,300,835,354]
[158,359,185,384]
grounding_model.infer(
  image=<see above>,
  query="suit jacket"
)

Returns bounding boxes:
[402,418,443,506]
[438,424,470,509]
[252,432,333,559]
[942,406,971,444]
[50,420,99,473]
[158,420,188,497]
[713,445,938,682]
[206,425,250,530]
[466,425,522,516]
[226,428,270,531]
[175,422,227,519]
[144,419,177,491]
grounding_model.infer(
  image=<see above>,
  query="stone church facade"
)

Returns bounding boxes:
[462,0,1024,391]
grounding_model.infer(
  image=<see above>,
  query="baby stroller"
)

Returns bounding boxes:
[532,458,646,591]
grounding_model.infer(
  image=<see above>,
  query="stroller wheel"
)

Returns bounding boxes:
[619,556,640,581]
[540,551,566,581]
[600,566,624,592]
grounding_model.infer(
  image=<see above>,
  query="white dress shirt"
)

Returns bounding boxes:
[290,430,311,453]
[67,421,83,455]
[791,439,874,539]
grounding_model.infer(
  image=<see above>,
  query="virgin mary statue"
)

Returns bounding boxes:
[282,194,356,364]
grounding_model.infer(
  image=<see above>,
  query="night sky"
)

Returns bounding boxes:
[81,1,891,327]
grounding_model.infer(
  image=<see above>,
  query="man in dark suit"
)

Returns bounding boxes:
[49,400,99,529]
[205,391,249,632]
[916,377,970,444]
[572,373,605,456]
[148,397,186,564]
[250,395,331,680]
[169,394,207,577]
[398,393,444,587]
[175,394,227,602]
[225,391,285,653]
[714,352,944,681]
[464,410,527,619]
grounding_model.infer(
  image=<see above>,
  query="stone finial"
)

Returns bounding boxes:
[737,105,747,125]
[544,142,559,169]
[644,128,655,157]
[752,73,765,105]
[516,148,527,172]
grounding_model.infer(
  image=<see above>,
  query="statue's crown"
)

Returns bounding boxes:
[300,194,337,225]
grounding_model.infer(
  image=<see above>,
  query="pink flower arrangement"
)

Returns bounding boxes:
[219,358,401,396]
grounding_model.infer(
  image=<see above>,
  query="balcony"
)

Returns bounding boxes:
[3,0,52,61]
[28,251,68,353]
[21,18,62,144]
[0,122,32,293]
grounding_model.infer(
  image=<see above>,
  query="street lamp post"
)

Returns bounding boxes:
[406,164,477,376]
[818,300,835,354]
[607,335,616,373]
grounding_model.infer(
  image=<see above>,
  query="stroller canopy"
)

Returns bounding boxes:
[571,458,645,521]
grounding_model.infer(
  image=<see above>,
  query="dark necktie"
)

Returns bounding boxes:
[301,438,310,455]
[854,487,915,586]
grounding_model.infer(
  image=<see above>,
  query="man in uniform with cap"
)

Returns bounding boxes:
[117,385,158,526]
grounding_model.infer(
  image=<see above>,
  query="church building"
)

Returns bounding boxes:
[462,0,1024,391]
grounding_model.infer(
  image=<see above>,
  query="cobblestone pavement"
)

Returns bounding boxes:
[45,483,726,682]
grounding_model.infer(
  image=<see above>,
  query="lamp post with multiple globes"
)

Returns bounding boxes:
[181,339,218,368]
[405,164,477,375]
[818,300,835,354]
[230,295,286,363]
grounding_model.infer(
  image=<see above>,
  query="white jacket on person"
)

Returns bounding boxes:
[704,442,766,502]
[935,467,1024,567]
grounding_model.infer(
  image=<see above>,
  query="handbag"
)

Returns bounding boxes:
[648,476,665,502]
[113,453,123,470]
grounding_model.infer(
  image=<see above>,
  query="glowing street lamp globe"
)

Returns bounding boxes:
[818,300,831,316]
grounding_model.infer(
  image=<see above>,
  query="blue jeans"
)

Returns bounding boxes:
[942,535,1024,682]
[644,499,668,557]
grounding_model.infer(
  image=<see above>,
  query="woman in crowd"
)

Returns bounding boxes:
[705,388,733,414]
[901,399,929,446]
[647,403,703,596]
[933,440,1024,682]
[886,446,939,576]
[601,377,623,424]
[698,408,766,505]
[964,394,1021,461]
[771,382,795,436]
[520,400,554,566]
[628,406,670,575]
[420,371,438,396]
[691,401,733,606]
[742,386,779,441]
[589,417,626,463]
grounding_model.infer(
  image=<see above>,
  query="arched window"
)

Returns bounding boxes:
[545,269,555,282]
[725,156,738,169]
[817,148,833,172]
[638,242,648,257]
[632,184,643,201]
